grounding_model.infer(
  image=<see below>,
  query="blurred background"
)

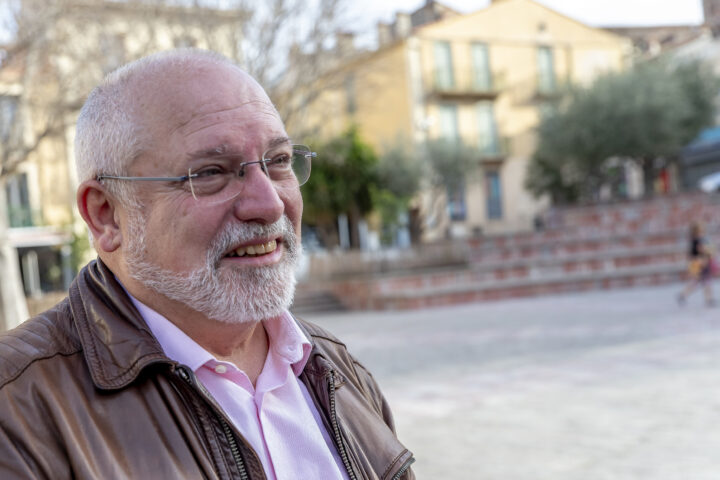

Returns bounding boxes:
[1,0,720,477]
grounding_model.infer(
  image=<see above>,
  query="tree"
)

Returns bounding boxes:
[0,0,352,330]
[374,141,423,245]
[417,138,481,237]
[526,59,719,204]
[302,126,379,248]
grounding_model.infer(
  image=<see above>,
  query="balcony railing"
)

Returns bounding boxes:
[478,136,511,162]
[430,70,506,99]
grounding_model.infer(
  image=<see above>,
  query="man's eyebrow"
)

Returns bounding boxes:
[187,137,292,160]
[187,144,239,160]
[268,136,292,148]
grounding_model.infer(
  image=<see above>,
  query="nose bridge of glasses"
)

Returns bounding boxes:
[239,158,269,177]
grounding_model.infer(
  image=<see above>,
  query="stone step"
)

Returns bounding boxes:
[340,246,687,295]
[338,263,687,310]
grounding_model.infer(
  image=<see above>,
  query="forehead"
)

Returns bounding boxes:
[135,62,286,153]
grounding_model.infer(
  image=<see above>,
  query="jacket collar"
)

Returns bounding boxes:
[69,259,170,390]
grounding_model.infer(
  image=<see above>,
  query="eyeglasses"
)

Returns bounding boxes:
[97,144,315,205]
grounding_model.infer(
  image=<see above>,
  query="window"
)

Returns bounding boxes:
[447,182,466,221]
[477,101,499,155]
[434,41,454,89]
[5,172,33,227]
[471,43,492,91]
[485,171,503,220]
[537,46,556,94]
[0,95,18,141]
[344,74,357,114]
[438,104,459,141]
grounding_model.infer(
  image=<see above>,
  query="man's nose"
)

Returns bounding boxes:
[231,162,284,224]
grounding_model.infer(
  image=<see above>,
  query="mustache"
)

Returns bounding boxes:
[207,216,297,266]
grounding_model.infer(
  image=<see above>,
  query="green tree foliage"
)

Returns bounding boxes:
[419,138,480,231]
[374,142,423,244]
[527,59,719,204]
[302,127,380,248]
[424,138,480,192]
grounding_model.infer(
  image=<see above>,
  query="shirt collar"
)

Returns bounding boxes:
[124,288,311,377]
[263,311,313,376]
[128,294,213,372]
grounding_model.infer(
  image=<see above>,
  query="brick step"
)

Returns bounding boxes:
[338,247,686,295]
[470,230,718,263]
[340,263,687,310]
[554,193,720,230]
[469,227,685,251]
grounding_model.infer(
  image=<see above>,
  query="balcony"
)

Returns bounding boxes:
[477,136,510,164]
[429,70,506,101]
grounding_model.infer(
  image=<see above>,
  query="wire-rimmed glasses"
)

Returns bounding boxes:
[97,144,315,205]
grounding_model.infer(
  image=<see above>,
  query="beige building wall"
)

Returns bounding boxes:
[351,43,413,150]
[295,42,414,149]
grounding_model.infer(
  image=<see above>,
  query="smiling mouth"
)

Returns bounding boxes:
[226,239,278,258]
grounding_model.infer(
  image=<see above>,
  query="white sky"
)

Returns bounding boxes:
[352,0,704,29]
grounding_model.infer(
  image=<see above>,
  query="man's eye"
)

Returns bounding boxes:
[194,166,226,178]
[267,154,291,167]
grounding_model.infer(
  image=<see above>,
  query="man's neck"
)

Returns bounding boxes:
[124,277,270,386]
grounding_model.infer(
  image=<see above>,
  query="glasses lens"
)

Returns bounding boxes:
[186,144,314,205]
[291,145,312,186]
[188,167,241,205]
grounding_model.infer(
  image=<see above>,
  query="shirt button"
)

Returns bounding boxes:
[214,365,228,374]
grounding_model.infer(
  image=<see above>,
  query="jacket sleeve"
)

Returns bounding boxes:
[351,359,397,432]
[0,419,52,479]
[351,359,416,480]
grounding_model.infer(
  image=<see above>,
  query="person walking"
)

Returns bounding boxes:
[678,221,715,307]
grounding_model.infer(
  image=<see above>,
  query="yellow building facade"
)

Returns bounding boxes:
[298,0,631,240]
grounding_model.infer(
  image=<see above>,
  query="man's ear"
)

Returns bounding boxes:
[77,179,122,253]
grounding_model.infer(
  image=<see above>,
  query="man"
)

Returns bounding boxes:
[0,49,414,479]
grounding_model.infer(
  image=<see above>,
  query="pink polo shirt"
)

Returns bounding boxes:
[129,295,349,480]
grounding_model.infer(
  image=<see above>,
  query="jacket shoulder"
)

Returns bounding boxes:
[295,317,347,348]
[0,298,81,389]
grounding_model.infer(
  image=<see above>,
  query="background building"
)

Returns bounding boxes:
[293,0,631,241]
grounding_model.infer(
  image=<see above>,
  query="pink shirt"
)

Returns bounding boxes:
[129,296,349,480]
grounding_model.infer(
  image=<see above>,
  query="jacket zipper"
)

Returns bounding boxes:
[391,457,415,480]
[177,366,249,480]
[328,370,357,480]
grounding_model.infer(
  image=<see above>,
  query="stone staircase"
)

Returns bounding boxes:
[294,192,720,311]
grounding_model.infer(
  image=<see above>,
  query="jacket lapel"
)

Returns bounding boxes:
[69,259,168,390]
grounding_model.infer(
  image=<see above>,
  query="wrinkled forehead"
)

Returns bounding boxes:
[131,61,280,135]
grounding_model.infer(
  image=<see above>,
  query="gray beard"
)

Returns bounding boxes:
[125,213,300,324]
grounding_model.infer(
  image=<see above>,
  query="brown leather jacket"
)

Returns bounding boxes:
[0,260,414,479]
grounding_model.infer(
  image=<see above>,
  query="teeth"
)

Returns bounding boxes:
[233,240,278,258]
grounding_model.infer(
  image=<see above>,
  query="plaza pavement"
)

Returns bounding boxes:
[310,282,720,480]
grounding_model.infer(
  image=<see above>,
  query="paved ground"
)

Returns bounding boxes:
[311,282,720,480]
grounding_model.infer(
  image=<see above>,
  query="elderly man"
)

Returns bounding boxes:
[0,49,414,479]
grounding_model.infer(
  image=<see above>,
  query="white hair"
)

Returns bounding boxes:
[74,48,242,207]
